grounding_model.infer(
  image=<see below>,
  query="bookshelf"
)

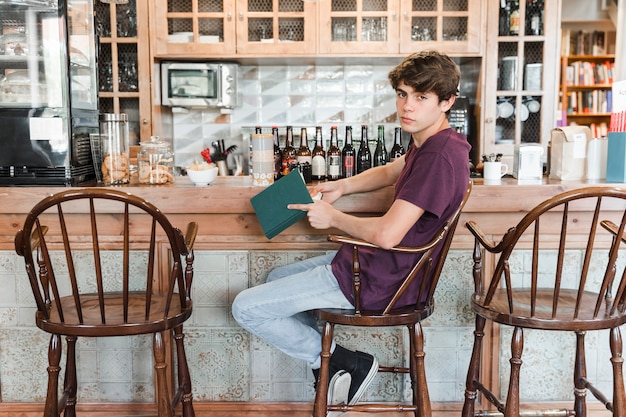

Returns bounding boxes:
[559,29,615,138]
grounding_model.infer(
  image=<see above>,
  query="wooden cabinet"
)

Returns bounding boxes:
[318,0,484,56]
[151,0,237,57]
[96,0,152,143]
[151,0,316,57]
[151,0,483,58]
[559,54,614,137]
[480,0,561,166]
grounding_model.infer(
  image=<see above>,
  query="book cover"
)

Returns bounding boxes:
[250,170,313,239]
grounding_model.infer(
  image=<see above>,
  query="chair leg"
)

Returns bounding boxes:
[173,326,195,417]
[313,321,334,417]
[574,331,588,417]
[153,331,174,417]
[44,334,62,417]
[610,327,625,417]
[410,322,431,417]
[63,336,78,417]
[462,315,486,417]
[503,327,523,417]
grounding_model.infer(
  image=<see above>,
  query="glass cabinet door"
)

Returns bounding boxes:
[235,0,317,55]
[481,0,560,166]
[0,1,65,109]
[151,0,238,56]
[399,0,484,55]
[68,0,98,110]
[318,0,400,54]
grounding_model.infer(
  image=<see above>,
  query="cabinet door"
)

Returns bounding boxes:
[235,0,317,55]
[399,0,484,55]
[151,0,237,57]
[481,0,560,167]
[318,0,400,54]
[96,0,152,143]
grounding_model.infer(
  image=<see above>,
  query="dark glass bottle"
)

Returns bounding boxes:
[311,126,326,181]
[341,125,356,178]
[389,127,406,162]
[272,126,282,180]
[296,127,312,166]
[281,125,297,176]
[373,125,388,166]
[356,124,372,174]
[526,0,542,36]
[499,0,510,36]
[327,126,341,181]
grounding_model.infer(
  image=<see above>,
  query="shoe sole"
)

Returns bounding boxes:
[348,355,378,405]
[326,371,351,417]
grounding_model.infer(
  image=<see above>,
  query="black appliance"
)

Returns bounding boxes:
[0,0,99,185]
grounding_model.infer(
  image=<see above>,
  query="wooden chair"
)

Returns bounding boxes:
[14,188,198,417]
[313,181,472,417]
[462,186,626,417]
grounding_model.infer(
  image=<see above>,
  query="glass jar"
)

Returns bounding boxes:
[99,113,130,185]
[137,136,174,184]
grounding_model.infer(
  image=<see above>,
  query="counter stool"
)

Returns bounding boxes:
[14,188,198,417]
[313,181,472,417]
[462,186,626,417]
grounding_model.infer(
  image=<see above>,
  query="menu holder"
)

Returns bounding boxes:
[250,170,313,240]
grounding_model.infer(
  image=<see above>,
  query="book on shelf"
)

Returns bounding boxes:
[561,29,616,56]
[250,169,314,240]
[565,60,614,86]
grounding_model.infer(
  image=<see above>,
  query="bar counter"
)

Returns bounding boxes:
[0,177,622,417]
[0,175,622,248]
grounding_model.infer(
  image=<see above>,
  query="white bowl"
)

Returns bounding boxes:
[186,167,218,186]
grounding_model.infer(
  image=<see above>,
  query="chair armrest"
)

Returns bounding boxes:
[466,221,517,253]
[601,220,626,243]
[328,231,444,255]
[184,222,199,251]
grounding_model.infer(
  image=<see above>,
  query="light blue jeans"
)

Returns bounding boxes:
[231,253,354,368]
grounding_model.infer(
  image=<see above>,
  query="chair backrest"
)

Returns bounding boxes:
[14,188,197,332]
[386,180,473,314]
[332,180,472,315]
[475,186,626,324]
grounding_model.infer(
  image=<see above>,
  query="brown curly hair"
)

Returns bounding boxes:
[388,50,460,103]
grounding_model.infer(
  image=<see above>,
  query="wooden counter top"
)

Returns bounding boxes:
[0,176,623,249]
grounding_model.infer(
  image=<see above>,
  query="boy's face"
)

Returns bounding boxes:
[395,81,454,139]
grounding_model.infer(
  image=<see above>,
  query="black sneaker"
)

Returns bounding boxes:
[347,351,378,405]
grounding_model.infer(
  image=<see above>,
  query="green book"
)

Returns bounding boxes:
[250,170,313,239]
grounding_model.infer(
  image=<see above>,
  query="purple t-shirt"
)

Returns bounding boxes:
[331,128,471,310]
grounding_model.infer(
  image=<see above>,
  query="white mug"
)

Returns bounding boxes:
[483,161,508,180]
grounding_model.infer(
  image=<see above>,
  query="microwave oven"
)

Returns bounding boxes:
[161,62,239,109]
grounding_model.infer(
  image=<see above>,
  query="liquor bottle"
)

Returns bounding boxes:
[311,126,326,181]
[341,125,356,178]
[509,0,520,36]
[389,127,406,162]
[373,125,388,167]
[281,125,297,176]
[296,128,312,166]
[356,124,372,174]
[326,126,341,181]
[498,0,510,36]
[272,126,282,180]
[526,0,542,36]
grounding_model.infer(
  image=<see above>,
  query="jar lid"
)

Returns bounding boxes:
[139,136,171,150]
[100,113,128,122]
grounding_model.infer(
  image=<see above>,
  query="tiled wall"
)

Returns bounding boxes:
[0,248,619,405]
[163,59,481,171]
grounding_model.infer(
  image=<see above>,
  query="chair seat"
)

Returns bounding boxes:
[36,293,193,337]
[472,288,626,331]
[315,304,434,327]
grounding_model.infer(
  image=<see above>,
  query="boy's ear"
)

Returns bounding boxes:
[441,95,456,112]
